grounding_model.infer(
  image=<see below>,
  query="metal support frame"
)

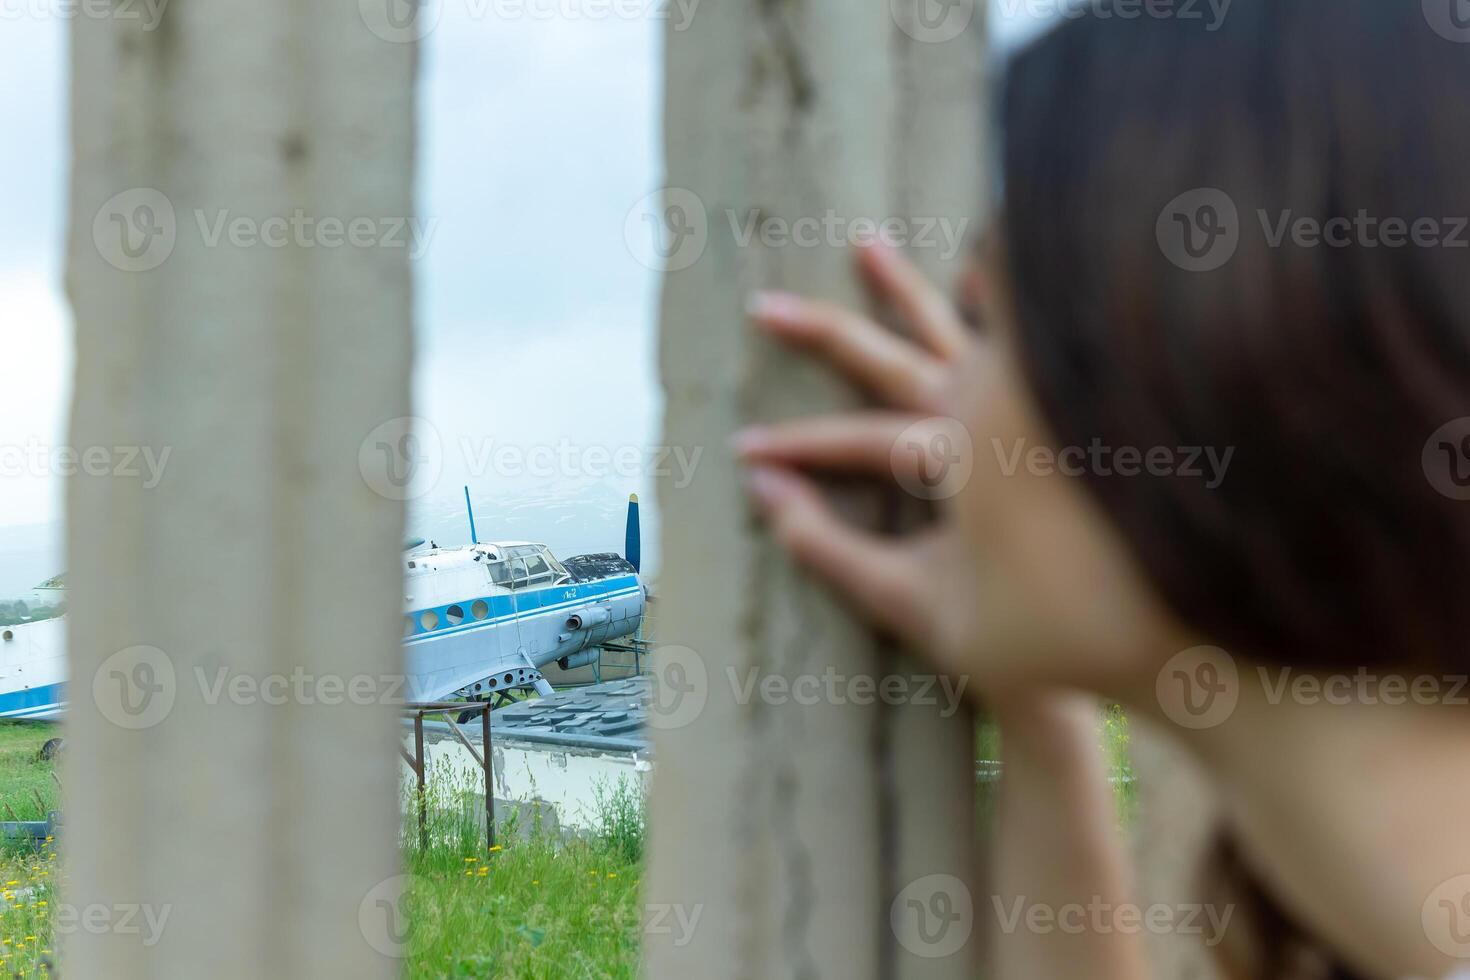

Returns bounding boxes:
[401,701,496,853]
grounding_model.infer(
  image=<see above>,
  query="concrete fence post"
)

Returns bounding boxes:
[646,4,988,977]
[64,3,417,975]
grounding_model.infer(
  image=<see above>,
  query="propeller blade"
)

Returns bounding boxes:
[624,493,641,573]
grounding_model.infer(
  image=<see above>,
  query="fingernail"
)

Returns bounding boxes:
[746,467,799,508]
[731,427,771,456]
[747,290,802,324]
[860,239,894,265]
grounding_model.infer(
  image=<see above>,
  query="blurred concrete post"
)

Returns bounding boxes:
[64,3,417,976]
[1132,723,1226,979]
[647,3,988,978]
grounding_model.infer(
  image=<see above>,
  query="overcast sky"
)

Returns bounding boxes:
[0,5,1050,589]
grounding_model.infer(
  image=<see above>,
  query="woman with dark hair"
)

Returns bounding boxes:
[736,1,1470,977]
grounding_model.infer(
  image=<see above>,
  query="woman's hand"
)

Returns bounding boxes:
[738,240,1185,696]
[736,242,988,677]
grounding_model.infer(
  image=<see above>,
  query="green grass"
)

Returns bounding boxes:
[0,721,61,977]
[403,764,643,980]
[977,703,1138,822]
[0,710,1137,979]
[0,724,60,826]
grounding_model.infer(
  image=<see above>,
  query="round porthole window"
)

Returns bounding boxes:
[471,599,489,621]
[445,604,465,626]
[403,616,415,637]
[420,610,439,632]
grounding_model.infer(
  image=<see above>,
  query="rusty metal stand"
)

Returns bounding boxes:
[401,701,495,853]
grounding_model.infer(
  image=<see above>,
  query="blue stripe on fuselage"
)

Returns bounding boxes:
[0,682,66,718]
[404,575,640,644]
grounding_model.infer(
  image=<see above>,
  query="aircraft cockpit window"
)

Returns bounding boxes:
[522,556,557,588]
[487,560,514,587]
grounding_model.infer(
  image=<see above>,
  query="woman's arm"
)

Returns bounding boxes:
[989,694,1147,980]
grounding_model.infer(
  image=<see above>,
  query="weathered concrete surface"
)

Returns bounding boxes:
[64,3,416,976]
[647,4,988,978]
[1131,722,1227,980]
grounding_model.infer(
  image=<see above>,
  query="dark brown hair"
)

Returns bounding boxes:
[1002,0,1470,682]
[1000,2,1470,976]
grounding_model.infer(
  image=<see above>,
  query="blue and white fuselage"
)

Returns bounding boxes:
[0,540,643,718]
[0,613,67,721]
[403,541,643,702]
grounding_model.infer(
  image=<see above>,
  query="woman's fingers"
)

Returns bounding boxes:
[745,466,933,641]
[735,412,969,489]
[857,242,971,362]
[749,291,949,413]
